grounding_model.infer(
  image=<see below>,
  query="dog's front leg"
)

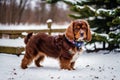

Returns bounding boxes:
[59,57,72,70]
[70,62,75,70]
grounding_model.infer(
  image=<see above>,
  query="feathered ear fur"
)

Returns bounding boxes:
[65,22,74,41]
[84,20,92,42]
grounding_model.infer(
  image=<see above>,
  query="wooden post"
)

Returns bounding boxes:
[0,46,24,55]
[46,19,52,35]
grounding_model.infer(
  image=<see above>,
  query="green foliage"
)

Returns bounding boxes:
[109,32,120,44]
[112,17,120,24]
[70,5,95,18]
[97,10,112,17]
[87,33,108,44]
[47,0,120,50]
[64,0,120,50]
[117,0,120,4]
[63,0,76,5]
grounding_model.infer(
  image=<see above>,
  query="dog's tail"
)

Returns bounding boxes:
[24,32,33,44]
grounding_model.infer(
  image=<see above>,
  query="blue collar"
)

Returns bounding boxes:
[65,35,84,48]
[73,41,84,48]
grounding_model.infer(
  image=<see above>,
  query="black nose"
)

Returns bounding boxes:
[80,33,84,37]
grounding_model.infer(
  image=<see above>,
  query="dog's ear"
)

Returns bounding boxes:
[65,21,74,41]
[84,20,92,42]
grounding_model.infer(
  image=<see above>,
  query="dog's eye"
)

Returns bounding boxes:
[81,28,87,32]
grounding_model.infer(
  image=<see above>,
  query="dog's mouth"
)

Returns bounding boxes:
[74,28,86,42]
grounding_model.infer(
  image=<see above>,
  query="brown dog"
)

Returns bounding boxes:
[21,19,92,70]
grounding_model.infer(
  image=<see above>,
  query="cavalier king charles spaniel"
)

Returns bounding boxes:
[21,19,92,70]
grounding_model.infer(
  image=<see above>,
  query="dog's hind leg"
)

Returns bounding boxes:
[21,53,33,69]
[34,55,45,67]
[21,49,37,69]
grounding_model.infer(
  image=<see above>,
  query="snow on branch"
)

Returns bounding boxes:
[76,5,96,12]
[96,8,115,16]
[64,0,87,5]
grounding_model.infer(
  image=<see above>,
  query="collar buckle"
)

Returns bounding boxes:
[65,35,84,48]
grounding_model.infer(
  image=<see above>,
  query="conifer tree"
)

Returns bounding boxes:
[64,0,120,51]
[47,0,120,51]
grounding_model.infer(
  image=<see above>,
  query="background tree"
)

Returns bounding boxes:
[63,0,120,51]
[0,0,71,24]
[0,0,29,24]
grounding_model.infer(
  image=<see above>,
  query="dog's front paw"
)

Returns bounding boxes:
[21,65,28,69]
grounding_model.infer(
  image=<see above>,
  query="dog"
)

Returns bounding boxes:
[21,19,92,70]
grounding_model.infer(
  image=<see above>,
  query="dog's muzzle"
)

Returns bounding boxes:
[77,32,84,42]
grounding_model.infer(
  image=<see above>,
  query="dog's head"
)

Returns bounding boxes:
[65,19,92,42]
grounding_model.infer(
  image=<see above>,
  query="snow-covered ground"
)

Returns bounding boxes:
[0,24,120,80]
[0,52,120,80]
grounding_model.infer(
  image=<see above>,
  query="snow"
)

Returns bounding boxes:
[76,5,96,12]
[0,38,25,47]
[46,19,53,23]
[76,5,85,9]
[0,52,120,80]
[99,33,109,39]
[64,0,86,5]
[0,23,68,30]
[87,5,96,12]
[88,17,95,20]
[0,24,120,80]
[96,8,114,16]
[0,24,48,30]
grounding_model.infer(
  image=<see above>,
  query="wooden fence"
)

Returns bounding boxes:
[0,28,66,55]
[0,29,65,38]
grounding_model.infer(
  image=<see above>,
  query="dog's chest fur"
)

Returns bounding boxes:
[69,48,83,62]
